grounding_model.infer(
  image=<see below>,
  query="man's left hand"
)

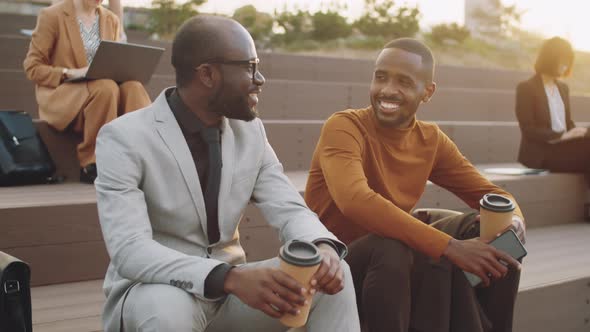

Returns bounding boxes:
[310,244,345,295]
[509,216,526,244]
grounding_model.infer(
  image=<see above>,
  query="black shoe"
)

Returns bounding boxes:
[80,163,97,184]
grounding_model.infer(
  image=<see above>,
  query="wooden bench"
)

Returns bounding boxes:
[0,23,534,91]
[1,163,586,285]
[263,120,524,170]
[0,70,174,119]
[5,67,590,123]
[263,120,590,170]
[28,223,590,332]
[256,79,590,122]
[256,51,534,90]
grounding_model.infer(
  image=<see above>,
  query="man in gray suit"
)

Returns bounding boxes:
[95,15,360,332]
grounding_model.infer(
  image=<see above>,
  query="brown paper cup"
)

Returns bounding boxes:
[479,194,515,241]
[278,240,322,328]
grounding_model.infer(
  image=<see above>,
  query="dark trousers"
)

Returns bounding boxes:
[542,138,590,177]
[345,212,521,332]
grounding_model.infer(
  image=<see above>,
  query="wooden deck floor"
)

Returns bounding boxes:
[30,223,590,332]
[0,183,95,209]
[32,280,103,332]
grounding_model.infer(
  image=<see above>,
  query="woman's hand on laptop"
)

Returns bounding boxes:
[65,66,88,79]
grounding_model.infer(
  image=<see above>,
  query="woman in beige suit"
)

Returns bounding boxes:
[23,0,150,183]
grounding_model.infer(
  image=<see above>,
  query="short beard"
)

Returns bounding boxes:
[208,81,258,122]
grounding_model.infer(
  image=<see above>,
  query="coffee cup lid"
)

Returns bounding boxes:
[279,240,322,266]
[479,194,515,212]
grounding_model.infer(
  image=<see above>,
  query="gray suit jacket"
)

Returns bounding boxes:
[95,88,341,331]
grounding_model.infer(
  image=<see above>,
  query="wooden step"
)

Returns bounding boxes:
[0,183,107,286]
[0,22,532,91]
[24,113,533,178]
[28,223,590,332]
[0,34,30,69]
[257,51,532,90]
[0,70,174,119]
[6,70,590,123]
[263,120,590,171]
[0,12,37,35]
[0,32,173,76]
[281,166,588,229]
[256,79,590,122]
[514,223,590,332]
[2,163,585,286]
[263,120,527,171]
[0,70,37,115]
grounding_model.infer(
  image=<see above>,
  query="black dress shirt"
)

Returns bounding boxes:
[167,89,231,298]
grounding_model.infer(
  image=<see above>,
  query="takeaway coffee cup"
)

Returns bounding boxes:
[278,240,322,328]
[479,193,515,240]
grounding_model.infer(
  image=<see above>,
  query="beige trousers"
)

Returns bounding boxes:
[71,79,150,167]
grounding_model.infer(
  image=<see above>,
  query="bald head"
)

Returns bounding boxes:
[172,15,255,87]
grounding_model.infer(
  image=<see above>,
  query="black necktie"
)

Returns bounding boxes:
[201,127,222,244]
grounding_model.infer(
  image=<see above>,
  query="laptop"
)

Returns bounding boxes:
[65,41,165,84]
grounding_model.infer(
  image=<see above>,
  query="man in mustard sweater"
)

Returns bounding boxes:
[304,38,526,332]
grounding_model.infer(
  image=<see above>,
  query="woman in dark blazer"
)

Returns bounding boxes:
[515,37,590,175]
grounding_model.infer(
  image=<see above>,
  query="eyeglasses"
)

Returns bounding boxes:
[200,58,260,84]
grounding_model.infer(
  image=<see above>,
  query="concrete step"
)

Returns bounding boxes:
[28,223,590,332]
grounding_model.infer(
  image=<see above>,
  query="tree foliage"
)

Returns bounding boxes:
[150,0,206,38]
[232,5,274,42]
[353,0,420,39]
[429,23,470,45]
[311,10,352,41]
[273,9,313,44]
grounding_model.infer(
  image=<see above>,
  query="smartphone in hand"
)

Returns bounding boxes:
[464,229,528,287]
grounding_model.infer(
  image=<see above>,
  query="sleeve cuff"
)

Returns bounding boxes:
[313,238,348,260]
[204,263,234,299]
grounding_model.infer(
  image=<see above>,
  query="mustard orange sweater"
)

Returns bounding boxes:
[304,108,524,258]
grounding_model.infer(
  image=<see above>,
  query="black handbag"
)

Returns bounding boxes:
[0,252,32,332]
[0,110,56,186]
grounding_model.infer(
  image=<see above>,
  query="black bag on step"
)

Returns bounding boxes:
[0,251,32,332]
[0,110,56,186]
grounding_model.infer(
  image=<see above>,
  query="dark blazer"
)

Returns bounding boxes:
[515,74,575,168]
